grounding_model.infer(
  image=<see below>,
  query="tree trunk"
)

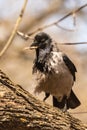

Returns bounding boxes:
[0,69,87,130]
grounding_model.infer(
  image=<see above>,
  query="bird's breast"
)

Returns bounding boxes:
[34,51,74,101]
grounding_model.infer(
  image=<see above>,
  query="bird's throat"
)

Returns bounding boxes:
[34,48,51,73]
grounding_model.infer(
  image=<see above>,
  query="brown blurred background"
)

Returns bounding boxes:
[0,0,87,123]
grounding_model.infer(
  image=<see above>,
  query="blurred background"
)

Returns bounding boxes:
[0,0,87,123]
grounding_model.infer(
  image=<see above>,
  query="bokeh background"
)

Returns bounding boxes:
[0,0,87,123]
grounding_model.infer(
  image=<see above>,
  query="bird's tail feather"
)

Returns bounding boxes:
[53,90,81,109]
[67,90,81,109]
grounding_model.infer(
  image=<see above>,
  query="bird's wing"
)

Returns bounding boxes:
[62,54,77,81]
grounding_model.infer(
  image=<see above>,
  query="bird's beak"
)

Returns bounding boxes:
[29,46,38,50]
[24,46,38,51]
[24,42,38,51]
[29,42,39,50]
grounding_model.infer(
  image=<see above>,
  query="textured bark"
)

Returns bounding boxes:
[0,70,87,130]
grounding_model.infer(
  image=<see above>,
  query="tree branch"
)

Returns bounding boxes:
[0,0,28,58]
[17,3,87,40]
[0,69,87,130]
[20,1,62,33]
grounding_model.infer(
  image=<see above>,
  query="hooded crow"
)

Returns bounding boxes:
[30,32,81,111]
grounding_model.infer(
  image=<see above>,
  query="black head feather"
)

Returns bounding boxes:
[30,32,52,73]
[30,32,52,49]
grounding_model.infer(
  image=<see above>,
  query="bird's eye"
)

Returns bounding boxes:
[41,38,45,42]
[35,36,41,42]
[35,36,47,43]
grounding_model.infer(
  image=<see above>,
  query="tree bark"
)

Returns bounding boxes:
[0,69,87,130]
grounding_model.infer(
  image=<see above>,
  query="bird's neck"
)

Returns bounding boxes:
[36,46,52,63]
[33,45,52,73]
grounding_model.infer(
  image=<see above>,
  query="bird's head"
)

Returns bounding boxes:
[30,32,52,51]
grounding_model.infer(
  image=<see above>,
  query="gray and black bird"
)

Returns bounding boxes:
[29,32,81,111]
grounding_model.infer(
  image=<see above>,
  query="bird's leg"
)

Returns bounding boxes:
[43,93,50,101]
[62,97,67,112]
